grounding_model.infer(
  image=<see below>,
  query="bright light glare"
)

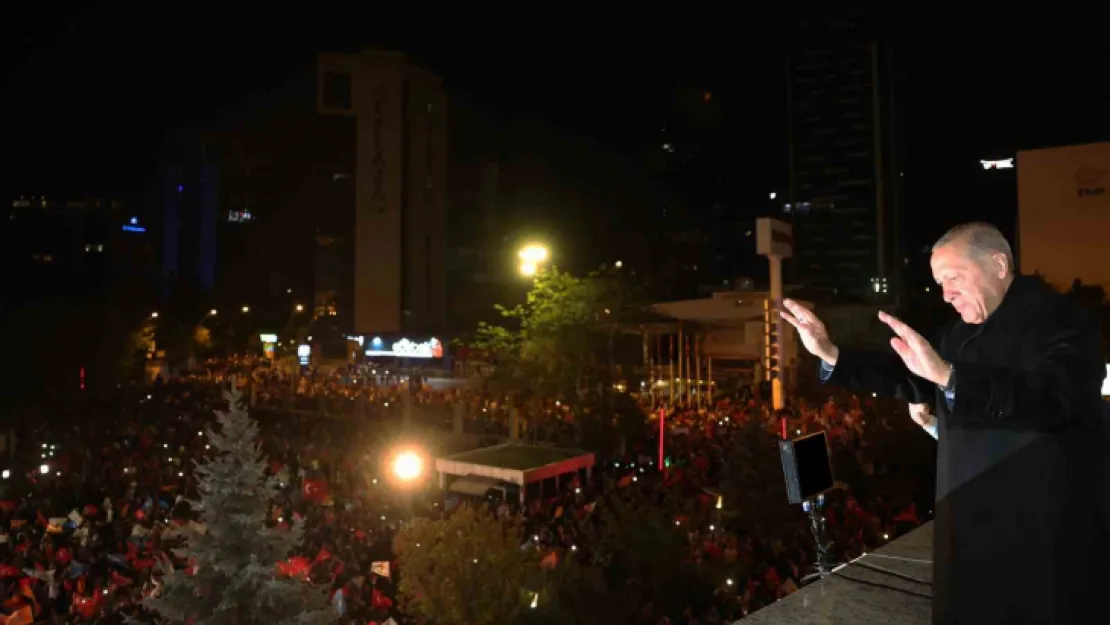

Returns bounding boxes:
[519,261,538,276]
[518,244,548,263]
[392,450,423,481]
[40,464,49,475]
[980,158,1014,170]
[208,309,218,316]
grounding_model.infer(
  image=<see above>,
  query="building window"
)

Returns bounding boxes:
[322,72,352,110]
[228,209,254,223]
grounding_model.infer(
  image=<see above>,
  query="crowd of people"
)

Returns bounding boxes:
[0,355,936,624]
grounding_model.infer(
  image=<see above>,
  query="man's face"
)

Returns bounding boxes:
[930,241,1008,324]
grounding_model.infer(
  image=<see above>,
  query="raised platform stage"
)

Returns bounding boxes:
[742,522,933,624]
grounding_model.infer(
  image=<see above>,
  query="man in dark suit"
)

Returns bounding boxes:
[781,223,1107,625]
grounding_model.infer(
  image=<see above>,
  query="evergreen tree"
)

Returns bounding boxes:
[142,390,334,625]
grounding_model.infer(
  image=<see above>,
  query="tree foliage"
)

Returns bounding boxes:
[394,504,538,625]
[142,390,333,625]
[3,287,142,403]
[591,494,715,619]
[472,265,647,398]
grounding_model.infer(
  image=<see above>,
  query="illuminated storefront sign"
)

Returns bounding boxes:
[260,334,278,360]
[298,344,311,366]
[365,337,444,359]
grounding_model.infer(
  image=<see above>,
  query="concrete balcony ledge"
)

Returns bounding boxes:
[742,522,933,624]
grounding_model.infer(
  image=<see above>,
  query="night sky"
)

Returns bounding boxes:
[4,5,1108,255]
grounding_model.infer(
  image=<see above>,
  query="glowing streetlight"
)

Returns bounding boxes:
[150,311,159,319]
[241,305,250,313]
[391,450,423,482]
[208,309,218,316]
[295,304,305,313]
[519,244,548,263]
[518,244,549,277]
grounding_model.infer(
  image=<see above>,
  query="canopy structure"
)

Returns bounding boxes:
[435,443,595,503]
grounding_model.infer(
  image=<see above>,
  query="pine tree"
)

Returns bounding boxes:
[142,390,334,625]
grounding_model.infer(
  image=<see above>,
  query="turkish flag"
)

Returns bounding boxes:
[276,556,311,579]
[302,479,329,503]
[72,594,100,618]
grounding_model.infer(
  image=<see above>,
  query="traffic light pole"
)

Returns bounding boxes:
[769,254,785,411]
[756,217,793,412]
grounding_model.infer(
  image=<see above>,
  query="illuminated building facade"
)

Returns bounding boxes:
[161,50,447,338]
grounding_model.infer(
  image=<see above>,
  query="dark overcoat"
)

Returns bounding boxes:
[826,275,1108,624]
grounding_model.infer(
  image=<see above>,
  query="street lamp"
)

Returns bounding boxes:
[518,244,549,277]
[150,311,159,319]
[392,450,423,482]
[294,304,305,313]
[209,309,218,317]
[241,305,250,313]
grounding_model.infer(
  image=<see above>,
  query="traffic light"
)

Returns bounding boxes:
[763,299,782,381]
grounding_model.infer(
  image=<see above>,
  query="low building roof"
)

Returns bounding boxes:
[436,443,595,486]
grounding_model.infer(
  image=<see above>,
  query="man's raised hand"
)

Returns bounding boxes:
[779,299,839,366]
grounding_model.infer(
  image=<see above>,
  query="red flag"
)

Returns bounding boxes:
[6,605,32,625]
[371,589,393,610]
[276,556,311,579]
[0,565,21,578]
[302,479,329,503]
[111,572,133,588]
[893,503,920,525]
[72,594,99,618]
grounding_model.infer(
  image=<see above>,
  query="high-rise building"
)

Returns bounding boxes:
[161,50,447,337]
[785,35,905,303]
[316,50,447,336]
[647,88,762,299]
[4,195,155,307]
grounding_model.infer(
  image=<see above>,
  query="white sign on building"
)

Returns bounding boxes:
[756,218,794,259]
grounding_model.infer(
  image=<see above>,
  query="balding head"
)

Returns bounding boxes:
[932,222,1014,278]
[930,222,1015,324]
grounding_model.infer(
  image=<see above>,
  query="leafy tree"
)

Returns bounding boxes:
[394,504,538,625]
[518,559,613,625]
[3,287,142,404]
[473,265,647,399]
[593,493,715,620]
[142,390,333,625]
